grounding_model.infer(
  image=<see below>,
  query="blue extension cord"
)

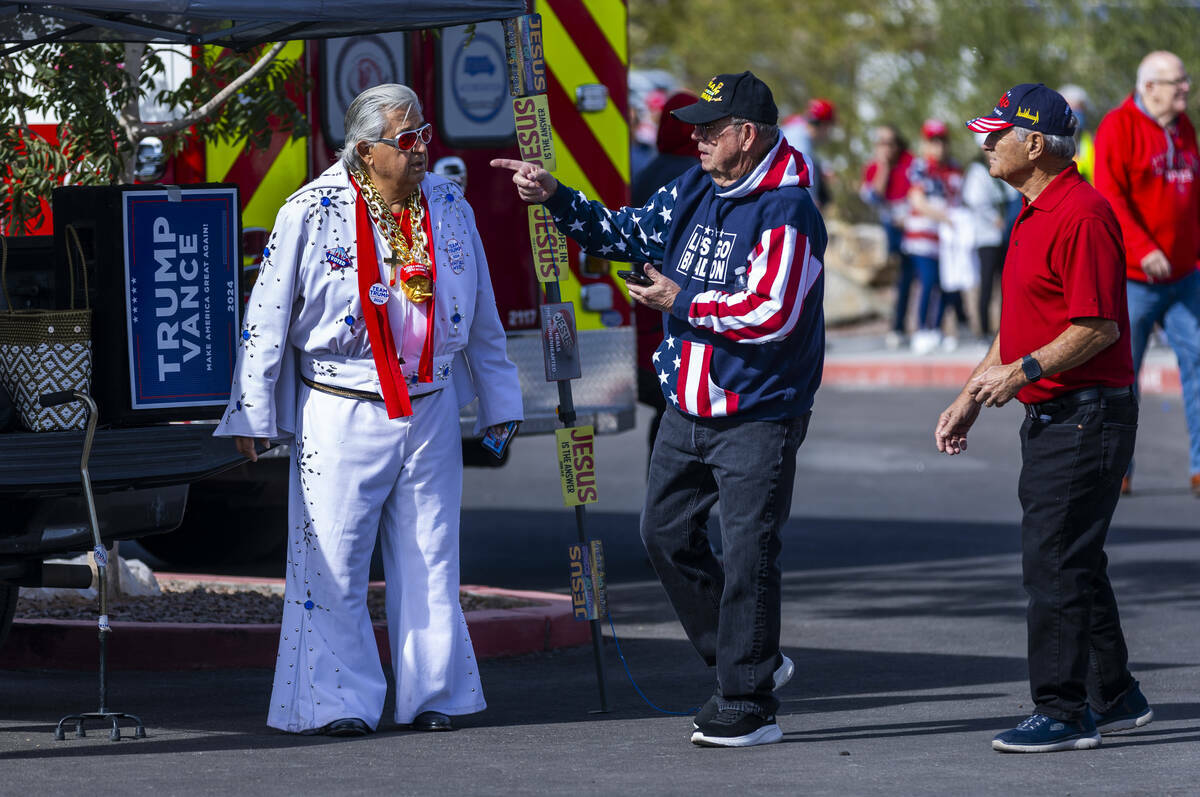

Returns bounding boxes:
[605,610,704,716]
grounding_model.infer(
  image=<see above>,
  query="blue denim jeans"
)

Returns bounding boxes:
[909,254,941,330]
[1127,270,1200,476]
[886,224,912,334]
[1018,390,1138,721]
[640,406,810,718]
[891,252,915,334]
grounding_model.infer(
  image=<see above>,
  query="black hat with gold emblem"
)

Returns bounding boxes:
[672,71,778,126]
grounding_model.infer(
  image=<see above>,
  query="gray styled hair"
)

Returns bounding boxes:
[1014,125,1077,161]
[339,84,423,172]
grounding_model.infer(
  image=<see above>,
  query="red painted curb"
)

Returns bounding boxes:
[0,585,590,671]
[822,359,1181,395]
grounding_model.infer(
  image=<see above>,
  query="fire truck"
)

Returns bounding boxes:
[5,3,636,566]
[22,4,636,439]
[157,7,635,441]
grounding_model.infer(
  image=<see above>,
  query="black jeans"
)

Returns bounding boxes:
[1018,389,1138,721]
[640,406,809,718]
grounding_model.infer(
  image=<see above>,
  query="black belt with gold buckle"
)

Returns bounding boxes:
[300,375,384,402]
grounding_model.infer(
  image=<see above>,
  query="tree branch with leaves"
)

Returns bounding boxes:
[1,40,308,234]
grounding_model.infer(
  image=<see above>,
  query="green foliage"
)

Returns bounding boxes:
[0,42,308,234]
[0,54,57,233]
[630,0,1200,220]
[0,44,141,233]
[158,45,309,153]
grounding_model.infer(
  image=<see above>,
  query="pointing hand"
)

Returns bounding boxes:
[490,158,558,204]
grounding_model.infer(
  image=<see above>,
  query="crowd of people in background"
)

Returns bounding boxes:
[860,118,1019,353]
[629,57,1199,500]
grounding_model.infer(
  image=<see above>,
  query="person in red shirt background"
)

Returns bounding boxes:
[783,98,837,210]
[860,124,915,348]
[936,83,1152,754]
[1093,50,1200,497]
[630,91,701,455]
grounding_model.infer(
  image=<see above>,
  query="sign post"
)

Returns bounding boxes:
[505,12,609,713]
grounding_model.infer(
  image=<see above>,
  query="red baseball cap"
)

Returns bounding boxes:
[921,119,949,139]
[806,98,836,123]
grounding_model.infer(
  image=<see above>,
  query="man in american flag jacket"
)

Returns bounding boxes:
[494,71,825,747]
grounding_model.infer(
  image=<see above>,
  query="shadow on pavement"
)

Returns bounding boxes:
[461,510,1200,592]
[4,511,1195,765]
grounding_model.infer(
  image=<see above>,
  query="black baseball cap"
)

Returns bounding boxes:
[672,71,779,126]
[966,83,1077,137]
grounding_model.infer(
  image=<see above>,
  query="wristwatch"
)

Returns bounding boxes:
[1021,354,1043,383]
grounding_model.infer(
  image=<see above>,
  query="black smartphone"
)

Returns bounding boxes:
[617,269,653,286]
[481,420,520,459]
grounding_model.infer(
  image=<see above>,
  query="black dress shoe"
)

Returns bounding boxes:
[324,718,371,737]
[411,711,452,732]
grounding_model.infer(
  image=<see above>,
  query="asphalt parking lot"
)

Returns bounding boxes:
[3,387,1198,795]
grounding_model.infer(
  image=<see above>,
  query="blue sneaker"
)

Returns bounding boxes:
[1093,683,1154,735]
[992,713,1101,753]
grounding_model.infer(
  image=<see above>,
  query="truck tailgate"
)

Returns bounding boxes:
[5,425,245,495]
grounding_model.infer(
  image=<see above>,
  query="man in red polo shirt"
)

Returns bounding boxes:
[935,84,1153,754]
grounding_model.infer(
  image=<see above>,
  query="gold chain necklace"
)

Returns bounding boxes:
[352,168,433,303]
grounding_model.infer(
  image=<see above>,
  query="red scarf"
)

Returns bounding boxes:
[349,178,439,419]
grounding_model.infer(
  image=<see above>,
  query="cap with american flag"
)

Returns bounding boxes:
[966,83,1077,137]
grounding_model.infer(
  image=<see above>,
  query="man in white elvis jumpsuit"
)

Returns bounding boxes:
[214,84,523,737]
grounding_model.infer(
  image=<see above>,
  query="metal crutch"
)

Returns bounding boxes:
[40,389,147,742]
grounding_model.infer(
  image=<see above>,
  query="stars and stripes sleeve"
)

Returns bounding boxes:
[542,181,673,263]
[672,224,822,344]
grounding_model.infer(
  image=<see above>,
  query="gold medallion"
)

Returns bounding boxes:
[352,169,433,304]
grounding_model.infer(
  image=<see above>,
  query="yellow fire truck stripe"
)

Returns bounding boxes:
[204,139,239,192]
[550,135,600,209]
[242,136,307,231]
[581,0,627,64]
[205,41,305,230]
[539,3,629,183]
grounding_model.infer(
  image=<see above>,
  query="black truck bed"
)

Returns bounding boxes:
[7,424,245,496]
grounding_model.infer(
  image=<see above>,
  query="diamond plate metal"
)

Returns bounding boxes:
[460,327,635,436]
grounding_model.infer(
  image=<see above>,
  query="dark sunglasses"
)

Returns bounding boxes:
[373,123,433,152]
[692,120,739,142]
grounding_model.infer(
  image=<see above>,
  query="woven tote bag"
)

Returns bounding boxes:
[0,228,93,431]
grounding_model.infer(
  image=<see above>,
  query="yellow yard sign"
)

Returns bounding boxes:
[556,425,598,506]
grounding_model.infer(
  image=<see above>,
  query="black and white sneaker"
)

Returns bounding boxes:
[693,694,719,731]
[773,653,794,691]
[691,709,782,747]
[692,654,794,729]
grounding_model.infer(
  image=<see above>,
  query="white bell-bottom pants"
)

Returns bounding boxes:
[267,383,484,733]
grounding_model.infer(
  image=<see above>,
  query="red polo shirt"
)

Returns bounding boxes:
[999,163,1134,404]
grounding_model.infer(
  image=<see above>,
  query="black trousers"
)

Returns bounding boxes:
[640,408,809,717]
[1018,388,1139,721]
